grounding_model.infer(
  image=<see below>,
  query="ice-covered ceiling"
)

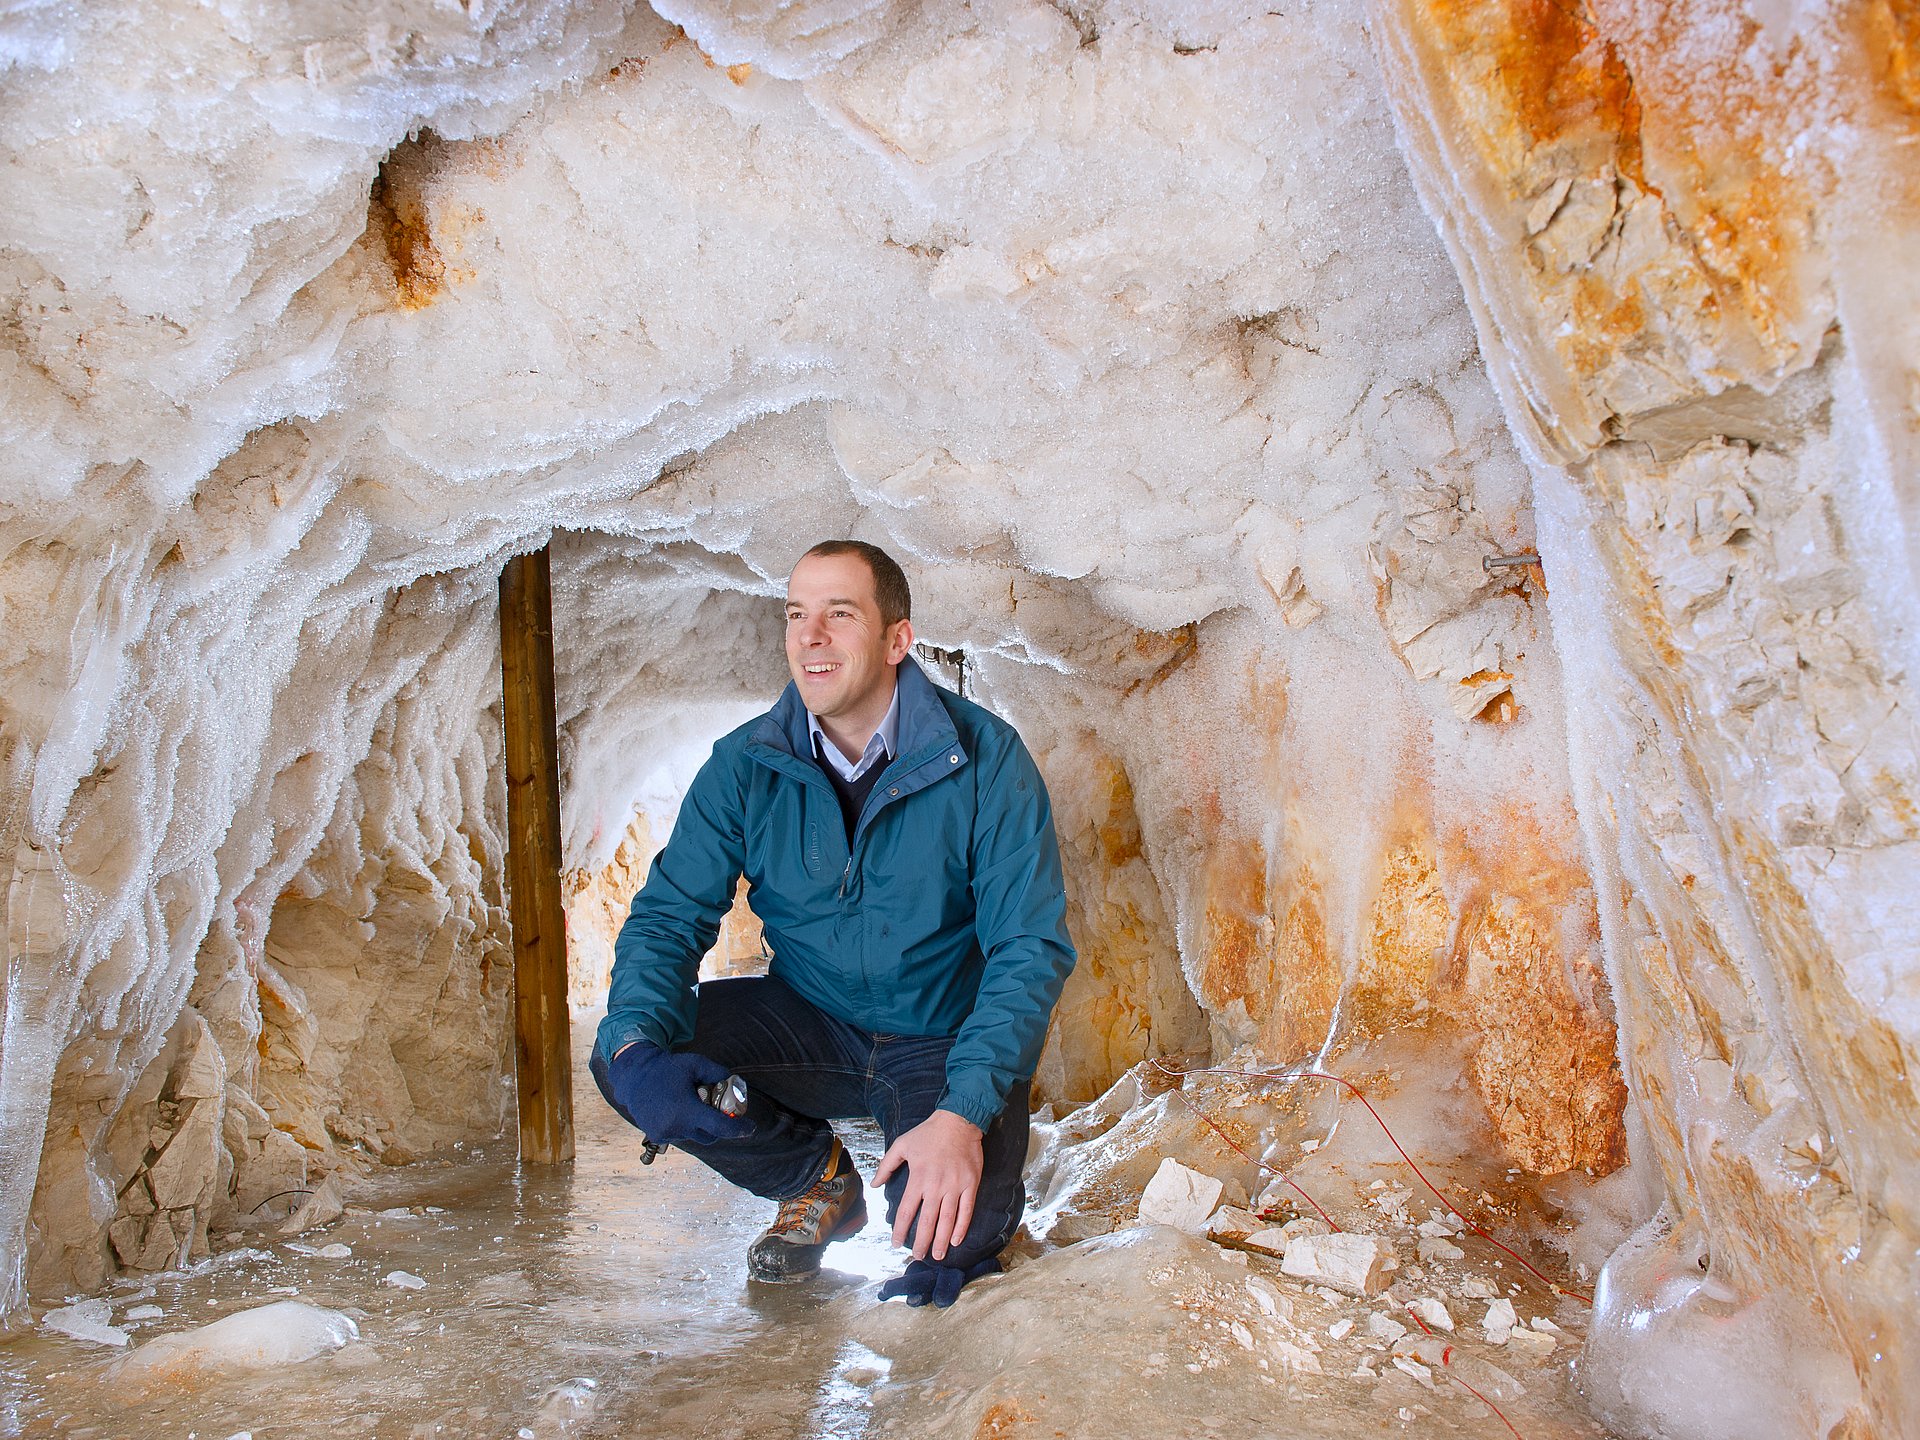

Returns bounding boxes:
[2,1,1917,1436]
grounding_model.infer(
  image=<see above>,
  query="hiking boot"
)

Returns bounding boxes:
[746,1140,867,1283]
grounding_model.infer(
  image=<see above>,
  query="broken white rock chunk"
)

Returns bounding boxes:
[1281,1232,1392,1297]
[41,1299,130,1347]
[1391,1355,1436,1389]
[1482,1298,1517,1341]
[1458,1274,1498,1299]
[1242,1227,1291,1257]
[533,1377,600,1433]
[1269,1338,1323,1374]
[1367,1312,1409,1344]
[317,1243,352,1260]
[111,1302,357,1395]
[1407,1297,1454,1332]
[1504,1326,1558,1362]
[1278,1216,1331,1243]
[1245,1275,1290,1320]
[1328,1318,1355,1340]
[1417,1236,1466,1263]
[381,1270,428,1290]
[124,1304,164,1323]
[1138,1158,1225,1234]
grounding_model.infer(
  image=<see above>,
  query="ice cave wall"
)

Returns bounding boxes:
[1369,2,1920,1434]
[0,1,1915,1435]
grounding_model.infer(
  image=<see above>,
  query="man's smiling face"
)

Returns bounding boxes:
[784,551,914,728]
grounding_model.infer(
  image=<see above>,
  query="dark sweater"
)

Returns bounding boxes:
[815,740,887,842]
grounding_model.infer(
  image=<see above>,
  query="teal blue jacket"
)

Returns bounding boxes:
[593,659,1077,1130]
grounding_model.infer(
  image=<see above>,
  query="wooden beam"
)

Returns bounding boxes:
[499,544,575,1165]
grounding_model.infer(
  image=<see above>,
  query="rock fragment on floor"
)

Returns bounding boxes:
[1483,1297,1517,1341]
[1505,1324,1558,1361]
[1279,1231,1392,1296]
[1048,1211,1114,1244]
[1137,1158,1224,1234]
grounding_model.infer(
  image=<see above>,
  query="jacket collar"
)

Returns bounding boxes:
[753,656,960,770]
[806,682,900,777]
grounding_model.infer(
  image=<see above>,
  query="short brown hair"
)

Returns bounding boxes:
[802,540,912,628]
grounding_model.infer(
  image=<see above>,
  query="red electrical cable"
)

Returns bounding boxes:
[1149,1058,1593,1306]
[1161,1085,1342,1231]
[1447,1371,1528,1440]
[1399,1303,1530,1440]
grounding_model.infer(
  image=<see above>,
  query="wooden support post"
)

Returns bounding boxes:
[499,545,575,1165]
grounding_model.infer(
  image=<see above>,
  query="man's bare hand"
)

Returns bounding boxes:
[873,1109,985,1261]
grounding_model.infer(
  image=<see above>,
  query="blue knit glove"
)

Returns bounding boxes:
[877,1256,1000,1308]
[596,1042,754,1146]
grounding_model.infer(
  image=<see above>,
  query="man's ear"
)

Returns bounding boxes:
[887,619,916,665]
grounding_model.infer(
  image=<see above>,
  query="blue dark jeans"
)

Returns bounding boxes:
[592,975,1029,1270]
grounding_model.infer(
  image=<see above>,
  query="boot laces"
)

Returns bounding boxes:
[772,1170,842,1233]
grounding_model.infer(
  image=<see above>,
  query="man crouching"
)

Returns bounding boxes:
[591,540,1076,1307]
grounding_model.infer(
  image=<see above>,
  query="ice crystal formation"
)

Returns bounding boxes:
[1,2,1915,1437]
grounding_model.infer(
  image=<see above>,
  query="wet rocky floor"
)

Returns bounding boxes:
[2,1026,1622,1440]
[1,1026,906,1440]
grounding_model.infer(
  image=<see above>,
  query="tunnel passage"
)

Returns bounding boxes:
[4,1,1918,1438]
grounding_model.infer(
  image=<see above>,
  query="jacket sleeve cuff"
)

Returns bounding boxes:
[594,1010,671,1072]
[936,1085,1003,1133]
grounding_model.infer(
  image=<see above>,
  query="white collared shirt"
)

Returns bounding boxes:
[807,682,900,783]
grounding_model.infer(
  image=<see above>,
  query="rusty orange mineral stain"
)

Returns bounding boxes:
[1195,850,1270,1015]
[1422,0,1644,180]
[973,1398,1040,1438]
[365,135,491,312]
[1443,801,1629,1174]
[1092,758,1145,869]
[1351,838,1452,1033]
[1124,622,1198,695]
[1563,274,1647,373]
[1866,0,1920,118]
[1264,875,1340,1060]
[1406,0,1829,384]
[369,166,444,310]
